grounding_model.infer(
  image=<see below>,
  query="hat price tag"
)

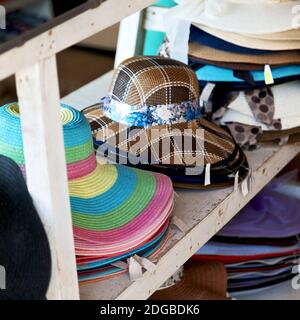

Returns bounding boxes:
[234,171,239,192]
[111,261,128,270]
[204,163,211,186]
[248,169,253,194]
[279,135,289,146]
[133,255,156,273]
[241,175,249,197]
[264,65,274,85]
[200,83,216,113]
[172,216,189,233]
[128,257,143,281]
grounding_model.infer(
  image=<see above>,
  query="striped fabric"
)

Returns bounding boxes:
[0,103,174,283]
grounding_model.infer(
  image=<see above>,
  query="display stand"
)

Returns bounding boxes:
[1,0,299,300]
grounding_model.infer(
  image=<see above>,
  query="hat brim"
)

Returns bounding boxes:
[72,165,174,257]
[82,104,249,189]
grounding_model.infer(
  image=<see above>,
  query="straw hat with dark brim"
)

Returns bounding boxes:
[83,104,249,189]
[0,155,51,300]
[81,56,249,189]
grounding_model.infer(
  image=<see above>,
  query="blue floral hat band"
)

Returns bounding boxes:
[102,96,202,127]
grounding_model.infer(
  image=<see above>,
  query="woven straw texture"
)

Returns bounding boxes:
[83,104,236,166]
[109,56,200,105]
[0,103,174,282]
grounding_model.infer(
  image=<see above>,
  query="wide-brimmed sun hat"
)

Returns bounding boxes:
[82,56,249,189]
[218,172,300,239]
[0,103,174,282]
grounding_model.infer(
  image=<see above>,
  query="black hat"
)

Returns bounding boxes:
[0,155,51,300]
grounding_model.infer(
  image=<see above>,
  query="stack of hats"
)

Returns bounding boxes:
[82,56,250,190]
[0,103,174,284]
[165,0,300,149]
[192,171,300,294]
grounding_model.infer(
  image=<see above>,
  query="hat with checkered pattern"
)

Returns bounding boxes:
[103,56,201,126]
[82,56,249,189]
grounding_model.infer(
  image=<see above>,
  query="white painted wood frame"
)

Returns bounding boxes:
[2,0,299,301]
[3,0,156,300]
[16,55,79,300]
[114,11,145,67]
[0,0,156,81]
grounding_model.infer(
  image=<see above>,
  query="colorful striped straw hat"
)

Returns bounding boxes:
[0,102,174,282]
[82,56,249,189]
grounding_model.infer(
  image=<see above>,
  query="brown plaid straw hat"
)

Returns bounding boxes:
[82,56,249,189]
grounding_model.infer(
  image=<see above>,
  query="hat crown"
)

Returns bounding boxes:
[109,56,200,106]
[0,103,96,178]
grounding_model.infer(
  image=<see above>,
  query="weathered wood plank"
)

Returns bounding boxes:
[79,145,300,300]
[16,55,79,300]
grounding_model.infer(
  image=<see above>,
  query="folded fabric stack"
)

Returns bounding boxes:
[192,172,300,293]
[0,103,174,284]
[83,56,250,189]
[166,0,300,149]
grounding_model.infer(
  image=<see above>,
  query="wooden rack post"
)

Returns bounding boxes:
[16,55,79,300]
[0,0,156,300]
[1,0,299,300]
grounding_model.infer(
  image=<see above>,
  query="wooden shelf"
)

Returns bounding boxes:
[63,72,300,300]
[78,144,299,300]
[3,0,296,299]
